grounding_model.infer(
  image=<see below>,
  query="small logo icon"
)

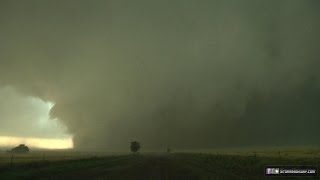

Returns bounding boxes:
[266,168,280,175]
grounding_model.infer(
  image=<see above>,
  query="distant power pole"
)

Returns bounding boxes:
[278,151,281,159]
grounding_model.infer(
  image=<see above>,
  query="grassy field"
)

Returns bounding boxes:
[0,149,320,179]
[0,150,126,166]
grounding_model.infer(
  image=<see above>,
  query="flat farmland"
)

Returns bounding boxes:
[0,151,125,166]
[0,149,320,179]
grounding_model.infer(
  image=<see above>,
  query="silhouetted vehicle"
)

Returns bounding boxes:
[130,141,141,153]
[7,144,29,153]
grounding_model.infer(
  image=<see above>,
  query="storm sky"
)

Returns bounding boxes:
[0,0,319,151]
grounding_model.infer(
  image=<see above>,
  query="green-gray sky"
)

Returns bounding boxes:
[0,0,320,151]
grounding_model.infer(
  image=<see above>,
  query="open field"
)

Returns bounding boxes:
[0,149,320,179]
[0,151,126,166]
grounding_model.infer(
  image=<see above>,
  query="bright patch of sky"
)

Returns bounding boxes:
[0,86,73,149]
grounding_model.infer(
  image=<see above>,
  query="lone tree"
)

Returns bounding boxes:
[130,141,141,153]
[7,144,29,153]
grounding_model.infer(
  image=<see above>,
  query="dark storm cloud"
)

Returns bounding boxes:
[0,0,319,151]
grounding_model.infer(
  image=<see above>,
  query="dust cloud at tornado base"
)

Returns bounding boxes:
[0,0,320,151]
